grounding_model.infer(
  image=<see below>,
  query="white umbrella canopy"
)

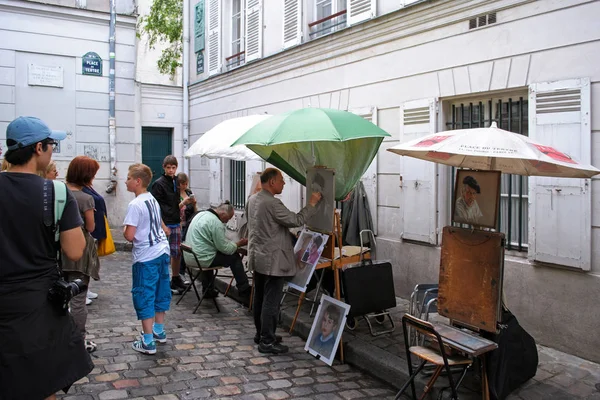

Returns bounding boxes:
[387,122,600,178]
[184,115,271,161]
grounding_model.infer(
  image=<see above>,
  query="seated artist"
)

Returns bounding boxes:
[182,201,250,299]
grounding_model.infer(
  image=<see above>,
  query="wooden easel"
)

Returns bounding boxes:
[289,211,370,363]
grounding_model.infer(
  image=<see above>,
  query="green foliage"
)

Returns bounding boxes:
[137,0,183,77]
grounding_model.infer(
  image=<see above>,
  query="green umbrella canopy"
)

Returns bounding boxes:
[233,108,390,200]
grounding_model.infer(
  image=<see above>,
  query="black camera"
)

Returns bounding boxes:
[48,279,88,314]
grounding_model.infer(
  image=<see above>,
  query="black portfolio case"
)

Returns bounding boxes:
[341,260,396,316]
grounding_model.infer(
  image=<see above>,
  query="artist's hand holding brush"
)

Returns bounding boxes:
[309,191,322,207]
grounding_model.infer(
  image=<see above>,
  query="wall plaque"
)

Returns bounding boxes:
[28,64,63,87]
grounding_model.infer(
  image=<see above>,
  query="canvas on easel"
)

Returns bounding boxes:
[305,167,335,233]
[288,228,328,292]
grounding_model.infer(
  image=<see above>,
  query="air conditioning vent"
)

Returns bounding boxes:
[469,12,497,29]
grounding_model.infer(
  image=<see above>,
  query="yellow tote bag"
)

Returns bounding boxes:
[97,215,116,257]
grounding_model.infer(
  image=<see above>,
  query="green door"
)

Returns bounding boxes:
[142,127,173,188]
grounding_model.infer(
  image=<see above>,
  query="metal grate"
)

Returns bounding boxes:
[447,97,529,251]
[469,12,497,29]
[229,160,246,210]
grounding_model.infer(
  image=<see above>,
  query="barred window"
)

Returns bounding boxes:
[447,97,529,251]
[229,160,246,210]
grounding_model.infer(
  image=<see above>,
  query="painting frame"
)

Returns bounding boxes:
[288,228,329,293]
[305,295,350,366]
[305,167,335,234]
[452,170,501,229]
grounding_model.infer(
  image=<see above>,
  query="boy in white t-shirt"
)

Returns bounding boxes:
[123,163,171,354]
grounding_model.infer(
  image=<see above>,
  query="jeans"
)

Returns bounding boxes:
[201,252,250,292]
[64,271,90,338]
[253,272,285,345]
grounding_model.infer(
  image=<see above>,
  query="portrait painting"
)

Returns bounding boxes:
[452,170,501,229]
[305,167,335,233]
[288,228,328,292]
[305,295,350,366]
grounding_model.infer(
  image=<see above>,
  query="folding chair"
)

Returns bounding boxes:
[179,244,223,313]
[395,314,472,400]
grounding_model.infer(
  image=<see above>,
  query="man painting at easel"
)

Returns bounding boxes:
[246,168,322,354]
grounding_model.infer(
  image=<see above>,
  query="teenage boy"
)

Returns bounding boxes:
[310,304,341,359]
[151,155,188,294]
[124,163,171,354]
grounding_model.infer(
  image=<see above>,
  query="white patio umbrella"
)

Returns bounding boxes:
[184,115,272,161]
[387,122,600,178]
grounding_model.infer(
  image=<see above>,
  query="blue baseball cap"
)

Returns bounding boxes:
[6,116,66,151]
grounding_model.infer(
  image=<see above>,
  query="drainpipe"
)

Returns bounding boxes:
[182,0,190,174]
[106,0,118,194]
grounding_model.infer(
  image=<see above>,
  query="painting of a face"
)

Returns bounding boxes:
[462,184,477,206]
[321,312,336,337]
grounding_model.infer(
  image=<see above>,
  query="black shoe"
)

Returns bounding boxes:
[203,289,219,299]
[239,287,252,298]
[172,275,189,290]
[170,281,184,295]
[254,334,282,345]
[258,342,288,354]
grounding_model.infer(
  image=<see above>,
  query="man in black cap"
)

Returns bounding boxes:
[0,116,93,400]
[455,175,484,225]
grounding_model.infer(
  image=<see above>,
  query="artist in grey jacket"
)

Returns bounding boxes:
[246,168,322,354]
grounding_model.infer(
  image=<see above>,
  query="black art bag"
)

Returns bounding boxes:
[485,309,538,400]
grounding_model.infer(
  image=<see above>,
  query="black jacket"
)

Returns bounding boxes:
[150,174,180,225]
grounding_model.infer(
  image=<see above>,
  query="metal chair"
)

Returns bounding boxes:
[180,244,223,313]
[408,284,439,347]
[396,314,472,400]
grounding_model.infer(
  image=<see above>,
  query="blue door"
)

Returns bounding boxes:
[142,127,173,188]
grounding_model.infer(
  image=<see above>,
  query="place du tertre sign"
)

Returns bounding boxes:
[82,52,103,76]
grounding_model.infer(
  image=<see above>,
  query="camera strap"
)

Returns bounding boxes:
[43,180,67,269]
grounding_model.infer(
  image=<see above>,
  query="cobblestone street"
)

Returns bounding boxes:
[58,252,397,400]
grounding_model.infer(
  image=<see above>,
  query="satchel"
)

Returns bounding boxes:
[97,215,116,256]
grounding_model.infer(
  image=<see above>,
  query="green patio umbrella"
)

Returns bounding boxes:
[232,108,390,200]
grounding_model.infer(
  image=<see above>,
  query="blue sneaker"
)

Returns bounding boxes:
[132,338,156,355]
[153,330,167,344]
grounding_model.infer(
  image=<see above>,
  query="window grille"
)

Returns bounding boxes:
[229,160,246,210]
[447,97,528,251]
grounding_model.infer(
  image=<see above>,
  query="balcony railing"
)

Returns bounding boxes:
[308,9,347,39]
[226,51,245,70]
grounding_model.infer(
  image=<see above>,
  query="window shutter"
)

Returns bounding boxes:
[283,0,302,49]
[207,0,222,76]
[346,0,375,26]
[209,158,222,206]
[245,0,263,62]
[400,98,438,245]
[528,78,592,270]
[351,107,378,235]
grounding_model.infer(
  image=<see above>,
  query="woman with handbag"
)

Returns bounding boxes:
[82,166,114,303]
[63,156,101,353]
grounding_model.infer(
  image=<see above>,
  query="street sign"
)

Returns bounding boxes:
[197,52,204,74]
[82,52,103,76]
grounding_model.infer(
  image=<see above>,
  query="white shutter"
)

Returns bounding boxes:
[400,98,438,244]
[528,78,591,270]
[283,0,302,49]
[351,107,378,234]
[346,0,375,25]
[207,0,222,76]
[209,158,222,206]
[245,0,263,62]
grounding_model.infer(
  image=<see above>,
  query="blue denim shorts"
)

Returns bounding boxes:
[131,253,171,320]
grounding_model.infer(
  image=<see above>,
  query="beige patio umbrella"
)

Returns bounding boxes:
[387,122,599,178]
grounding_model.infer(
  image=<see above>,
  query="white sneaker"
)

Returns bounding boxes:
[86,297,93,305]
[87,290,98,299]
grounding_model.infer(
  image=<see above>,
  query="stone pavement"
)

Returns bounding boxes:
[58,252,398,400]
[216,271,600,400]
